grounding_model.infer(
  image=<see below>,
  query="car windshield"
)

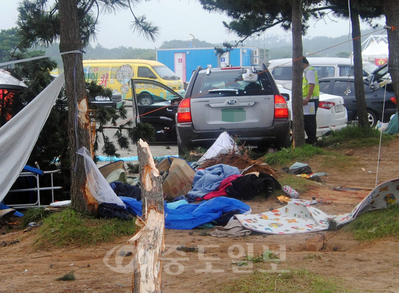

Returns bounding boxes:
[363,62,379,75]
[192,69,274,97]
[153,66,180,80]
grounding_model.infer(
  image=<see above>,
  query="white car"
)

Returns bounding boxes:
[278,84,348,138]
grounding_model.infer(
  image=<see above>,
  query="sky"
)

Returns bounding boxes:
[0,0,386,49]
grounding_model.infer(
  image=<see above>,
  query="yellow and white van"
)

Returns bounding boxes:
[83,59,185,104]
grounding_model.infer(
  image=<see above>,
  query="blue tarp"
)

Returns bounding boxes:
[0,203,24,217]
[120,196,251,230]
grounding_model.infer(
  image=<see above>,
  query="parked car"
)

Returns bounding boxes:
[267,57,378,87]
[277,85,348,137]
[131,79,183,143]
[318,77,397,127]
[175,65,291,154]
[89,91,125,109]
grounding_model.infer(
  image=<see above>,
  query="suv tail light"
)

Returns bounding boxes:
[274,95,289,118]
[391,97,397,104]
[319,101,335,109]
[177,99,192,123]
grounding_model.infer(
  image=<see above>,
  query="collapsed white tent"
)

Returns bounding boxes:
[361,35,388,65]
[0,69,27,89]
[0,73,65,203]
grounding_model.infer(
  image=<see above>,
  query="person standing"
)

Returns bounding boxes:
[302,57,320,145]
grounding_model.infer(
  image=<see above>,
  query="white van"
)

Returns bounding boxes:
[267,57,378,86]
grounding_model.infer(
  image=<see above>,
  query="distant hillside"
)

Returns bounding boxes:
[42,27,386,68]
[242,27,386,61]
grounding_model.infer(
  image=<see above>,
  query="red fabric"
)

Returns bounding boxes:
[201,174,243,200]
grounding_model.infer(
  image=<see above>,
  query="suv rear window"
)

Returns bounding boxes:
[191,69,274,98]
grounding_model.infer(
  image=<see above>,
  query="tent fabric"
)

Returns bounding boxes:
[236,202,330,234]
[362,39,388,61]
[77,147,126,207]
[0,69,27,89]
[0,73,65,203]
[197,131,239,164]
[235,177,399,234]
[331,177,399,227]
[121,196,251,230]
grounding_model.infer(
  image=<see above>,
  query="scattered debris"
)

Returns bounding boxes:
[1,239,20,247]
[56,271,75,281]
[199,152,277,177]
[306,234,325,251]
[176,245,198,253]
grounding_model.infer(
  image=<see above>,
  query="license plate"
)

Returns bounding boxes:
[335,104,344,113]
[222,108,246,122]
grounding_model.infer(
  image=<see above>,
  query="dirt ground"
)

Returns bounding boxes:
[2,139,399,293]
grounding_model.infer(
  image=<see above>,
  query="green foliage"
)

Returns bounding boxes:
[211,269,356,293]
[236,250,280,266]
[0,28,21,62]
[343,205,399,240]
[36,208,136,248]
[318,125,395,148]
[160,39,215,49]
[56,271,75,281]
[22,207,52,227]
[273,172,316,195]
[16,0,158,49]
[264,145,326,166]
[128,122,156,144]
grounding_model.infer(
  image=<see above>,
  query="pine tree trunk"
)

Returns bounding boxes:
[384,0,399,116]
[58,0,97,215]
[291,0,306,147]
[129,139,164,293]
[351,9,369,127]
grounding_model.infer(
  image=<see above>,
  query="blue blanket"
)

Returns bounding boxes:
[120,196,250,230]
[187,164,241,200]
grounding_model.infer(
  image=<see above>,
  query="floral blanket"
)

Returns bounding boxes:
[236,177,399,234]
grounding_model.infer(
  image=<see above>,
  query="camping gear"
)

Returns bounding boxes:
[210,219,252,238]
[78,147,126,208]
[0,73,65,204]
[236,202,330,234]
[49,200,71,208]
[99,160,128,183]
[226,172,281,200]
[235,177,399,235]
[288,162,313,175]
[121,196,251,230]
[187,164,241,201]
[157,157,196,200]
[282,185,299,198]
[384,112,399,135]
[197,131,239,164]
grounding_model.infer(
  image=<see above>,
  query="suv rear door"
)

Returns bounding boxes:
[187,68,276,131]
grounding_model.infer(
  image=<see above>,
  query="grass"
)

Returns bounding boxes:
[274,172,317,194]
[22,207,53,227]
[264,144,326,167]
[318,125,395,149]
[211,269,356,293]
[35,208,136,248]
[342,204,399,240]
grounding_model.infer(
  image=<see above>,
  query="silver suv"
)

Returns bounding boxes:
[176,65,291,154]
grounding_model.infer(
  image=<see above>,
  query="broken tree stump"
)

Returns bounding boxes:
[128,139,165,293]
